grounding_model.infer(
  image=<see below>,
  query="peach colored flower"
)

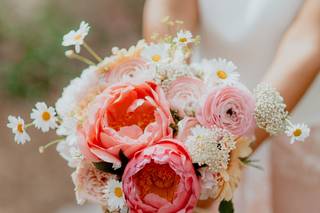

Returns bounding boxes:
[167,77,205,117]
[79,82,173,166]
[176,117,199,142]
[196,86,255,136]
[122,139,200,213]
[104,57,152,85]
[72,160,115,206]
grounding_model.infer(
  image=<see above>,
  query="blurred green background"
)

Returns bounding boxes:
[0,0,144,212]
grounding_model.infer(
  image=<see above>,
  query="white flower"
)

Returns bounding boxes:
[185,125,235,173]
[202,58,240,85]
[103,178,125,211]
[7,116,31,144]
[173,30,193,46]
[56,134,82,168]
[62,21,90,53]
[30,102,57,132]
[141,43,170,64]
[286,123,310,144]
[55,66,100,118]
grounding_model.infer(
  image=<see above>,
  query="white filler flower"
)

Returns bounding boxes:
[103,178,126,211]
[173,30,193,46]
[286,123,310,144]
[7,116,31,144]
[30,102,57,132]
[141,43,170,64]
[62,21,90,53]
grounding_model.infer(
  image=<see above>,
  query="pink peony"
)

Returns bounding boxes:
[122,139,200,213]
[167,77,205,117]
[79,81,173,166]
[196,86,255,136]
[72,160,114,205]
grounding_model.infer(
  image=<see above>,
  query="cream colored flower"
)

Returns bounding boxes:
[30,102,57,132]
[216,137,253,201]
[141,43,170,64]
[285,123,310,144]
[103,178,126,211]
[62,21,90,53]
[173,30,193,46]
[7,116,31,144]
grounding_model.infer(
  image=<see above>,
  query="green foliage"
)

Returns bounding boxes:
[219,200,234,213]
[0,3,77,99]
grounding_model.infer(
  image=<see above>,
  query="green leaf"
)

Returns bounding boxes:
[219,200,234,213]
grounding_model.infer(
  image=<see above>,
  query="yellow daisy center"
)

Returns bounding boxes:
[293,128,302,137]
[42,111,51,121]
[114,187,123,198]
[152,54,161,62]
[216,70,228,79]
[74,34,82,41]
[179,37,187,43]
[17,123,24,133]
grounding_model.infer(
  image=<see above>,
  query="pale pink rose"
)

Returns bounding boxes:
[122,139,200,213]
[176,117,199,142]
[167,77,205,117]
[104,57,151,84]
[79,82,173,166]
[196,86,255,136]
[72,160,115,205]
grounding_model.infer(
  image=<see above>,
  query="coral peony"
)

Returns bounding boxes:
[79,81,172,166]
[122,140,200,213]
[197,85,255,136]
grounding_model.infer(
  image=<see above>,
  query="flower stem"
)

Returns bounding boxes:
[25,123,34,129]
[38,138,64,153]
[83,42,102,62]
[66,51,95,65]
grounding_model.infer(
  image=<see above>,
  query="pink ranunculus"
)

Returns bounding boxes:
[196,85,255,136]
[71,160,115,205]
[79,81,173,166]
[104,57,150,84]
[167,77,205,117]
[176,117,199,142]
[122,139,200,213]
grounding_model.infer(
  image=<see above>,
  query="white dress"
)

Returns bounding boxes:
[193,0,320,212]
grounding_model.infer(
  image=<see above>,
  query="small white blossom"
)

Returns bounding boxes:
[30,102,57,132]
[185,125,235,173]
[7,116,31,144]
[103,178,126,211]
[202,58,240,85]
[141,43,170,64]
[62,21,90,53]
[173,30,193,46]
[286,123,310,144]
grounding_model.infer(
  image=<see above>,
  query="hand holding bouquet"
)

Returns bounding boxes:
[7,19,310,213]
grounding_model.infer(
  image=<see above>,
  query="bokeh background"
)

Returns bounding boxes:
[0,0,144,212]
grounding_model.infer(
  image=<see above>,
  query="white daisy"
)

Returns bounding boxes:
[285,123,310,144]
[30,102,57,132]
[202,58,240,85]
[173,30,193,46]
[62,21,90,53]
[7,116,31,144]
[103,178,125,211]
[141,43,170,64]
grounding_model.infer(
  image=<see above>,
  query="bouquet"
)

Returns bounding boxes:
[7,19,310,213]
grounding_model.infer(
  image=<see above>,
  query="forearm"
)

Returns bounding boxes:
[143,0,198,41]
[252,0,320,151]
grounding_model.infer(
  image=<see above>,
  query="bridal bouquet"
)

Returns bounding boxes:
[7,20,310,213]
